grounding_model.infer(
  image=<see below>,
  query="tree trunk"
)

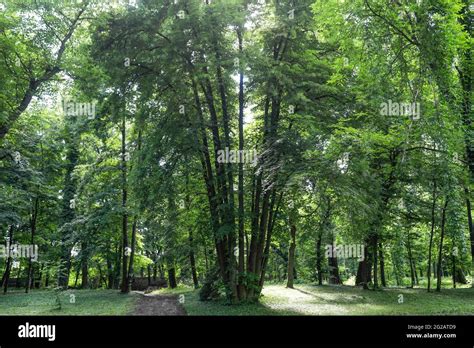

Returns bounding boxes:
[456,3,473,272]
[379,242,386,287]
[168,266,177,289]
[154,263,160,280]
[213,30,238,303]
[259,190,283,289]
[328,256,341,285]
[316,230,323,285]
[356,241,369,289]
[464,187,474,278]
[427,180,437,292]
[127,218,137,290]
[367,256,373,284]
[286,224,296,288]
[127,129,141,290]
[115,244,122,289]
[190,78,230,299]
[2,225,14,294]
[204,245,209,274]
[436,197,449,292]
[81,242,88,289]
[97,264,104,288]
[26,197,39,293]
[414,262,419,285]
[328,236,341,285]
[189,229,199,289]
[452,240,456,289]
[74,268,80,288]
[58,134,79,288]
[454,267,467,284]
[189,32,288,303]
[372,235,378,289]
[407,234,415,288]
[237,26,246,300]
[0,81,38,140]
[120,116,129,294]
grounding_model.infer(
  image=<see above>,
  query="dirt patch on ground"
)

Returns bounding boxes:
[132,292,187,316]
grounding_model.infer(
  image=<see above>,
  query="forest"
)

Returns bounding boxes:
[0,0,473,316]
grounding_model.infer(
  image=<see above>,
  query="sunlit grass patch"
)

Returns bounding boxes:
[0,289,137,315]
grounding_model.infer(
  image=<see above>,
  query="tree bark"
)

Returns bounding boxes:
[26,197,39,293]
[127,218,137,290]
[236,26,246,300]
[427,180,437,292]
[2,225,14,294]
[168,266,177,289]
[328,232,341,285]
[454,3,472,274]
[414,261,419,285]
[58,133,79,288]
[212,32,237,302]
[356,241,369,289]
[316,230,323,285]
[81,259,88,289]
[452,239,456,289]
[379,242,386,287]
[286,224,296,288]
[464,187,474,277]
[372,235,378,289]
[436,197,449,292]
[454,267,467,284]
[189,229,199,289]
[259,190,283,289]
[407,234,415,288]
[120,116,129,293]
[190,78,228,297]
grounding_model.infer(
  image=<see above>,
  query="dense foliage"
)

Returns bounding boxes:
[0,0,472,303]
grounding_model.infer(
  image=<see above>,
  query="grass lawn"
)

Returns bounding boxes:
[154,283,474,316]
[0,283,472,315]
[0,289,137,315]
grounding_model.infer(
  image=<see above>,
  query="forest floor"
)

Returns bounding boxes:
[131,292,186,315]
[0,289,136,315]
[153,282,474,316]
[0,283,472,315]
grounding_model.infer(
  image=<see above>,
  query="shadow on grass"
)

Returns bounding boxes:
[259,284,474,315]
[292,285,369,305]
